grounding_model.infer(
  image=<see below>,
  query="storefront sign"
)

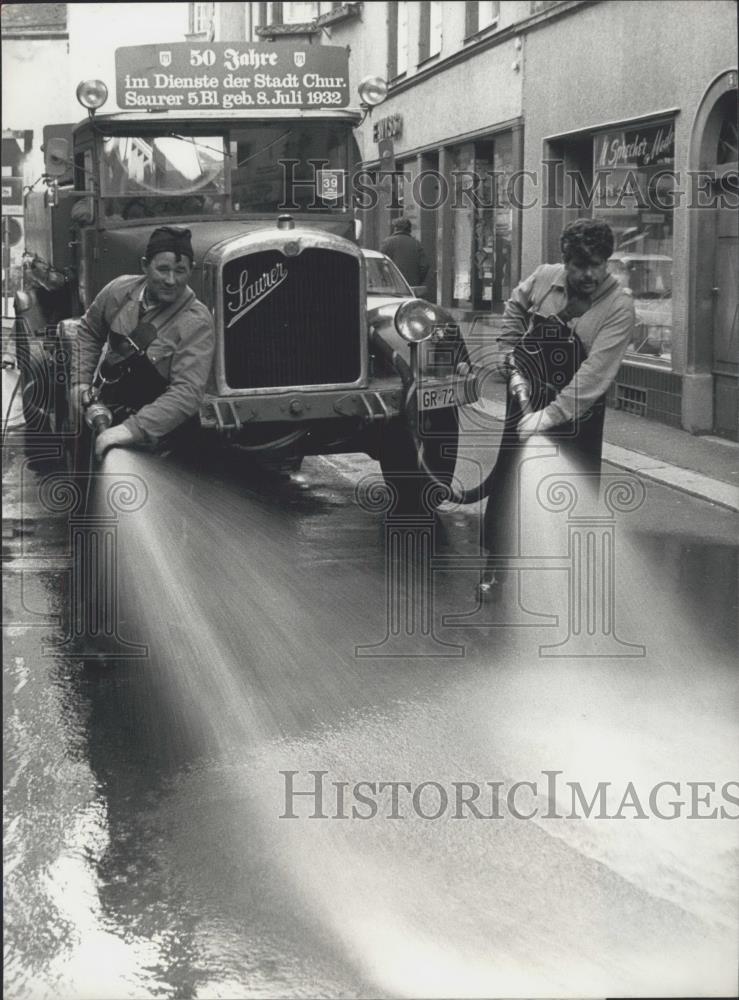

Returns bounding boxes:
[373,114,403,143]
[595,121,675,170]
[115,43,350,111]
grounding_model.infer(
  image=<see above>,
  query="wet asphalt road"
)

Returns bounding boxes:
[3,419,738,999]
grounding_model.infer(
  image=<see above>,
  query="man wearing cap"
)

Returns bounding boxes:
[71,226,215,459]
[380,217,430,288]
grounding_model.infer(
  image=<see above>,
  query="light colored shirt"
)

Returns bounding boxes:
[498,263,635,424]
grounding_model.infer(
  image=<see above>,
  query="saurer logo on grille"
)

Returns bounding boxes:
[225,263,288,328]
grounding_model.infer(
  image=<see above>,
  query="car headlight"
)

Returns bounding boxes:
[394,299,448,344]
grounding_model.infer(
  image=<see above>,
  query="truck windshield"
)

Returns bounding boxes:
[101,133,228,220]
[99,123,351,220]
[230,123,349,213]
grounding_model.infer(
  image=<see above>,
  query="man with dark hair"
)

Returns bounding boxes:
[71,226,215,459]
[380,216,430,287]
[478,217,635,600]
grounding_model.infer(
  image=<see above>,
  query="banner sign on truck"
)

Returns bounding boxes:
[115,43,350,111]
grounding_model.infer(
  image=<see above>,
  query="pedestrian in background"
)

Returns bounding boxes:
[381,217,430,289]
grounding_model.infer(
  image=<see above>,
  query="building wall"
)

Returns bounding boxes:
[352,1,524,163]
[521,0,737,359]
[2,38,71,185]
[2,2,191,184]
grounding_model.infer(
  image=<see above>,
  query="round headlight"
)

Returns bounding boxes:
[394,298,442,344]
[358,75,388,107]
[76,79,109,111]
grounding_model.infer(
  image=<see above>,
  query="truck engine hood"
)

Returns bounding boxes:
[91,217,356,300]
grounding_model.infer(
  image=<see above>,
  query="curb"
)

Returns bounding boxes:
[469,400,739,514]
[602,443,739,514]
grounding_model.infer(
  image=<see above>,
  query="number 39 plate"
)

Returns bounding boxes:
[420,386,458,410]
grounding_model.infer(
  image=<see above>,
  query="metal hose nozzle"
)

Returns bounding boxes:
[507,367,531,411]
[84,401,113,434]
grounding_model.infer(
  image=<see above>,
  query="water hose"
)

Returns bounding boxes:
[372,331,524,506]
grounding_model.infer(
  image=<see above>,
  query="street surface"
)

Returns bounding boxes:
[3,405,738,999]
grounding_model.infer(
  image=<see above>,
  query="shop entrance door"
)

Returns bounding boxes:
[450,135,514,313]
[710,93,738,439]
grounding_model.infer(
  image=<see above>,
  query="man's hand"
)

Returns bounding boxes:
[94,423,135,461]
[517,409,556,442]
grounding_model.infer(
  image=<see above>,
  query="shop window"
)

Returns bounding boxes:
[418,1,442,62]
[451,133,514,311]
[592,118,675,366]
[465,0,500,38]
[388,1,409,79]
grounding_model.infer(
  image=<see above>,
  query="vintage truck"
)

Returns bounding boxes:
[15,42,478,508]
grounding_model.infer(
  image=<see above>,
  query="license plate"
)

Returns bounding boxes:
[419,385,458,410]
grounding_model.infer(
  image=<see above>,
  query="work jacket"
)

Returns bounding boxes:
[497,263,635,425]
[73,274,215,444]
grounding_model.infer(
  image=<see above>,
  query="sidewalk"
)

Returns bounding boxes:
[474,395,739,514]
[601,408,739,514]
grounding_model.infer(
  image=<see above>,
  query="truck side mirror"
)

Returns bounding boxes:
[44,138,71,178]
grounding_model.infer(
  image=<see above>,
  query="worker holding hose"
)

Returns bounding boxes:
[69,226,214,461]
[477,218,635,601]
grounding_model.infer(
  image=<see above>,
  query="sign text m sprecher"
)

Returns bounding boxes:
[115,42,350,111]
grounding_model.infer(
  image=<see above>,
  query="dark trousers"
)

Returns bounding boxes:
[482,396,606,560]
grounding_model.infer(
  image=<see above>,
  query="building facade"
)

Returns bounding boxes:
[520,0,737,438]
[233,0,737,438]
[3,1,736,437]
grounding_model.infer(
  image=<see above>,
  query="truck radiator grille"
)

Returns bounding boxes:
[222,247,361,389]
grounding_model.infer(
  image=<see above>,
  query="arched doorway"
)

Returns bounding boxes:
[688,71,738,440]
[711,88,738,438]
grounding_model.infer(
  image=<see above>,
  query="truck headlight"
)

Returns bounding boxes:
[394,299,445,343]
[76,79,108,111]
[358,75,388,107]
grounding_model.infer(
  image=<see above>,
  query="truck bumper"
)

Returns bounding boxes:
[200,372,480,433]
